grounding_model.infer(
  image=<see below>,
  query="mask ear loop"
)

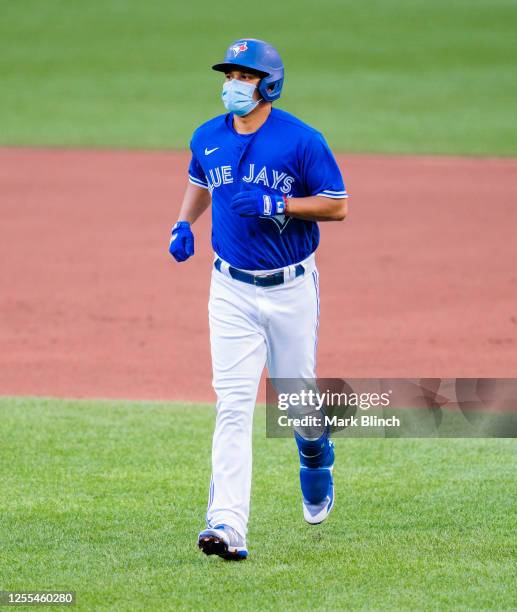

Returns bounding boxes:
[256,78,264,104]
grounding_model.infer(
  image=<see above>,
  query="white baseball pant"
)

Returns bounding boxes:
[206,252,320,537]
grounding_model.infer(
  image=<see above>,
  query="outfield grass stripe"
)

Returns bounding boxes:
[0,0,516,154]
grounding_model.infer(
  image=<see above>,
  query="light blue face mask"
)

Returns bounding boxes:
[221,79,260,117]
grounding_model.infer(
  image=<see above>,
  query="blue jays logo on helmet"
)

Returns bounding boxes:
[212,38,284,102]
[231,42,248,57]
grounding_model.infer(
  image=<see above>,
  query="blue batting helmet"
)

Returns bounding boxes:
[212,38,284,102]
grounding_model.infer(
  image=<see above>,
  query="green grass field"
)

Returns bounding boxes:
[1,0,516,155]
[1,397,516,610]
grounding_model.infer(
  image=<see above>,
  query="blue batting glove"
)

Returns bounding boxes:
[169,221,194,262]
[230,190,287,217]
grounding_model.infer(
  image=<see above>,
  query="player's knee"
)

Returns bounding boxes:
[214,380,257,407]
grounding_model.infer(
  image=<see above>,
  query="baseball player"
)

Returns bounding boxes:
[169,38,348,560]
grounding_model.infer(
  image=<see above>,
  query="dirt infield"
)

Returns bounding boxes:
[1,148,516,401]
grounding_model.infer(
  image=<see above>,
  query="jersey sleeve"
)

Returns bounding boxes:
[188,144,209,189]
[301,132,347,199]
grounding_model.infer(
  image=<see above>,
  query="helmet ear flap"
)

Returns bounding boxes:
[258,75,284,102]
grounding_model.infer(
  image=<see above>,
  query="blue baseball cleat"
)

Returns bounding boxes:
[198,524,248,560]
[296,433,335,525]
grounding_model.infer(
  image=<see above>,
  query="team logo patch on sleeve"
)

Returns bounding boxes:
[231,42,248,57]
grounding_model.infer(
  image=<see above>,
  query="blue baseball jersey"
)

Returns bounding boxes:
[188,108,347,270]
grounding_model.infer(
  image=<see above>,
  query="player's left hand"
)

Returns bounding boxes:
[169,221,194,262]
[230,190,287,217]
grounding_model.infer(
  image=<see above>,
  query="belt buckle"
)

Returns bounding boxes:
[253,274,267,285]
[254,271,282,286]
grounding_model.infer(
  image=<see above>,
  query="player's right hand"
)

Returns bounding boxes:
[231,190,287,217]
[169,221,194,262]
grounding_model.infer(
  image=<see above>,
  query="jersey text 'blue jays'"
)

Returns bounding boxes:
[188,108,347,270]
